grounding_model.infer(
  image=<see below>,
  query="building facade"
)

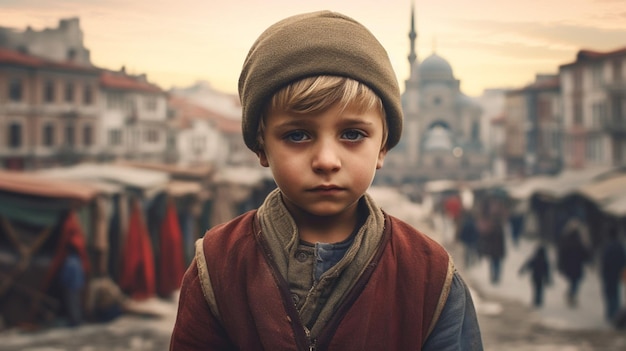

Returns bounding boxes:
[169,82,257,167]
[99,68,168,162]
[559,48,626,169]
[503,74,562,177]
[0,48,101,170]
[0,18,91,65]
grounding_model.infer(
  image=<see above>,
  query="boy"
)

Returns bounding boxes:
[170,11,483,350]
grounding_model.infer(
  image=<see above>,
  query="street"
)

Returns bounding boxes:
[3,255,625,351]
[1,188,626,350]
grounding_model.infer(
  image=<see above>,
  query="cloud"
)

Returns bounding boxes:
[443,19,626,59]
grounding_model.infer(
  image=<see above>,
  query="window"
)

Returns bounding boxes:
[43,123,55,146]
[44,80,55,103]
[613,59,623,83]
[83,85,93,105]
[471,121,480,141]
[64,81,74,103]
[9,78,22,102]
[145,96,157,111]
[166,133,176,149]
[574,67,583,89]
[83,125,93,146]
[592,102,607,127]
[107,92,124,109]
[65,124,75,147]
[591,64,602,88]
[574,105,583,125]
[108,129,122,146]
[145,128,159,143]
[8,123,22,148]
[67,48,77,61]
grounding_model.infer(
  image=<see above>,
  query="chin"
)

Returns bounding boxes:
[301,204,352,217]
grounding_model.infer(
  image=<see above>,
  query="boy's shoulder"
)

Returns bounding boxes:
[385,213,446,248]
[202,210,258,241]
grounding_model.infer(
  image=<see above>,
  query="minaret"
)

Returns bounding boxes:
[404,2,420,168]
[408,3,418,77]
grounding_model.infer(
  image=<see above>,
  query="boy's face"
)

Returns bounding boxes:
[257,103,387,219]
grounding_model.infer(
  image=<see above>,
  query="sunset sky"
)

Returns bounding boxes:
[1,0,625,97]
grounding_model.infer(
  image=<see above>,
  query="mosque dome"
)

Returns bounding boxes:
[419,53,454,81]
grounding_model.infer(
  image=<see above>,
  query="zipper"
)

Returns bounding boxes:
[305,326,316,351]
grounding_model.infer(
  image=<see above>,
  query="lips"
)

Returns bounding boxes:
[310,185,343,192]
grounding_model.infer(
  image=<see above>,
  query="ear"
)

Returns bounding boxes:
[376,148,387,169]
[257,148,270,168]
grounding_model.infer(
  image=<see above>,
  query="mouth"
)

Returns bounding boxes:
[310,185,344,192]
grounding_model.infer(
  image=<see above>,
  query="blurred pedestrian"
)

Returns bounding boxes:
[59,250,86,327]
[519,244,551,307]
[508,200,526,247]
[476,198,506,285]
[599,224,626,323]
[458,207,480,268]
[441,193,462,245]
[557,221,590,308]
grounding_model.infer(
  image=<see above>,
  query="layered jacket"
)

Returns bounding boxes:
[171,191,480,350]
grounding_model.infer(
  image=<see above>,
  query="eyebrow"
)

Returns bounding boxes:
[273,116,375,130]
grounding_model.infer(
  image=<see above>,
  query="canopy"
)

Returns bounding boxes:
[39,163,169,200]
[603,195,626,217]
[0,170,98,202]
[530,166,614,202]
[505,175,555,201]
[115,160,213,180]
[574,173,626,205]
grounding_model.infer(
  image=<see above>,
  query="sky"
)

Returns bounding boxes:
[1,0,625,97]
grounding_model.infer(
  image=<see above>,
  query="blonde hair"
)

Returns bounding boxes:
[257,76,387,149]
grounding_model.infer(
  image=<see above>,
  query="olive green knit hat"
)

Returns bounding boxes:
[238,10,403,152]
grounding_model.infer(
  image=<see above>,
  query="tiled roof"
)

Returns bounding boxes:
[560,46,626,68]
[168,96,241,134]
[100,71,164,94]
[577,47,626,60]
[0,47,100,73]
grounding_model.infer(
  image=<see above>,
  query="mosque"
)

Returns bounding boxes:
[377,7,490,186]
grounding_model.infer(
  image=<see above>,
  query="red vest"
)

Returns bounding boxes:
[183,211,451,351]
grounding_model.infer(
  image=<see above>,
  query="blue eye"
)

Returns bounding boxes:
[342,130,365,141]
[286,131,309,142]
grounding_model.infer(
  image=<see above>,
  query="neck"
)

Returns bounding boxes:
[286,202,359,244]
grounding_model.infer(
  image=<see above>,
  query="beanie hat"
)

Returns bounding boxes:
[238,10,403,151]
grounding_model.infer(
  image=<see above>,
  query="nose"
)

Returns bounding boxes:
[311,139,341,173]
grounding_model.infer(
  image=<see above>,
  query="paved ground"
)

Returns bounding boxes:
[2,189,625,350]
[476,293,626,351]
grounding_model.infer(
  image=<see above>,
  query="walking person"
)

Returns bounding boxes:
[600,224,626,323]
[458,206,480,268]
[476,198,506,285]
[557,221,590,308]
[442,193,463,245]
[519,244,551,308]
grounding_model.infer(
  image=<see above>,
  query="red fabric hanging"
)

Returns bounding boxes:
[119,199,156,300]
[41,210,91,292]
[157,200,186,297]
